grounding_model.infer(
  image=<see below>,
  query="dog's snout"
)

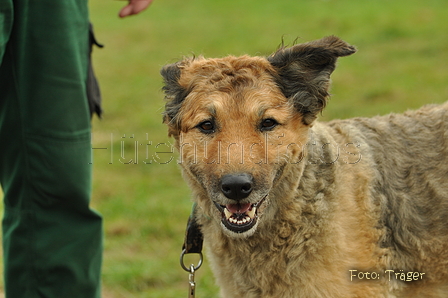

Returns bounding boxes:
[220,173,253,201]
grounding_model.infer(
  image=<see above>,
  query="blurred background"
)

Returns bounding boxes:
[1,0,447,297]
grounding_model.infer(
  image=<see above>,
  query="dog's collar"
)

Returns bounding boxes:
[180,203,204,273]
[182,203,204,254]
[180,203,204,297]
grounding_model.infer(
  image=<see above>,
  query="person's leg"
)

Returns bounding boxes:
[0,0,102,297]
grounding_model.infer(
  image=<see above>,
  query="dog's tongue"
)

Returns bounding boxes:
[226,203,251,214]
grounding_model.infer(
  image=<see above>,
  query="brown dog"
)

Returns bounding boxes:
[161,36,448,297]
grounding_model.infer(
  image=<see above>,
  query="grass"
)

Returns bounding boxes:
[1,0,448,296]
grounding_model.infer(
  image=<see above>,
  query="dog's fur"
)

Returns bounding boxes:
[161,36,448,297]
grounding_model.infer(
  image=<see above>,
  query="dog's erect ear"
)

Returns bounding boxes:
[267,36,356,125]
[160,62,190,137]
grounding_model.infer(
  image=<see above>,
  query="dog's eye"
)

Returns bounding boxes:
[197,120,215,133]
[260,118,278,131]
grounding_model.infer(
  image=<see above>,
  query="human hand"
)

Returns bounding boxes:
[119,0,154,18]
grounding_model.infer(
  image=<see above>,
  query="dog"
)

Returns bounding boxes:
[161,36,448,297]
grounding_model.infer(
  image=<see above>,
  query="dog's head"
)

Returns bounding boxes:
[161,36,356,238]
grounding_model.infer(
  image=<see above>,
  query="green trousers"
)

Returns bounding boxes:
[0,1,102,297]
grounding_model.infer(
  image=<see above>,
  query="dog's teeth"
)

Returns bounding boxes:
[224,208,233,219]
[247,207,256,219]
[225,207,255,225]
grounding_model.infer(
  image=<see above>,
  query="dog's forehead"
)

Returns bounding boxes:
[178,56,290,128]
[180,55,274,79]
[181,55,286,106]
[178,55,280,93]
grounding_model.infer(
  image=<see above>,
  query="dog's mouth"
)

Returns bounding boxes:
[213,196,266,234]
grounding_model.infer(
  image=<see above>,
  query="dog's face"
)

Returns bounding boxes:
[161,36,356,238]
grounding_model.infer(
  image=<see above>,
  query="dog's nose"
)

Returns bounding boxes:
[220,173,253,201]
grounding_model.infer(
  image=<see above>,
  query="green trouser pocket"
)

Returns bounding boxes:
[87,23,104,118]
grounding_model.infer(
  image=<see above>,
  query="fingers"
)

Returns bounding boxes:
[119,0,154,18]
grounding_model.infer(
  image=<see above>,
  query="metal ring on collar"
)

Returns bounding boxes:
[180,249,203,272]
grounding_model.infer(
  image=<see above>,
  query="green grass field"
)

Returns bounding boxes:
[1,0,448,296]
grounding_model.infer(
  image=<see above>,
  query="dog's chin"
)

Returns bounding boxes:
[213,196,266,239]
[221,220,259,238]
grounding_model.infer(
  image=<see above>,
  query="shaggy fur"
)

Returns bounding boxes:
[161,36,448,297]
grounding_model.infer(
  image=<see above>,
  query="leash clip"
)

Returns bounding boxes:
[188,264,196,298]
[180,249,203,298]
